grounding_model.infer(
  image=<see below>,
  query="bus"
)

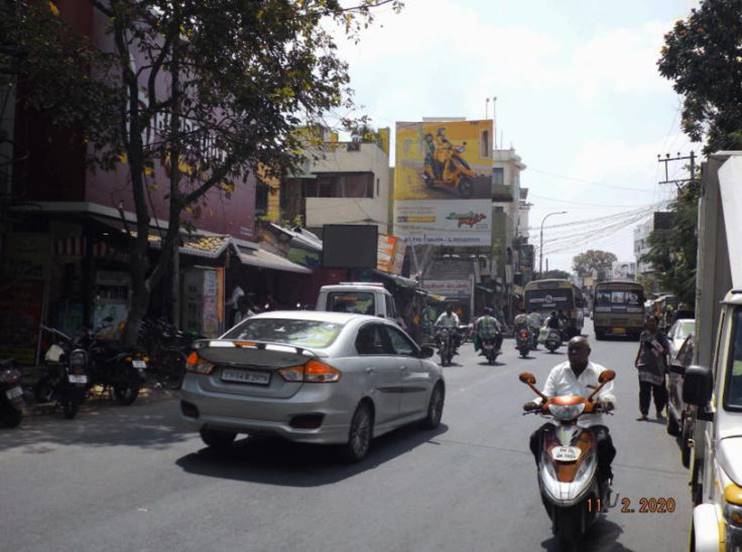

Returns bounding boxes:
[523,279,585,337]
[592,280,645,340]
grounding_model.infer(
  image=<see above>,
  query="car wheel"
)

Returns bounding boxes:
[666,410,680,436]
[421,383,444,429]
[340,401,373,463]
[200,428,237,450]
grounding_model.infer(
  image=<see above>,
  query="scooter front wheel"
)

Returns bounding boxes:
[554,505,581,551]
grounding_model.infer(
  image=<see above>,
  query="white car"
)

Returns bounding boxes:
[667,318,695,359]
[180,311,444,462]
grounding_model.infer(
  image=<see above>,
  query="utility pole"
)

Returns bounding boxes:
[657,151,696,189]
[539,211,567,277]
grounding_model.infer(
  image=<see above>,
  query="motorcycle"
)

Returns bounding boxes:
[138,318,204,390]
[480,336,501,365]
[435,327,458,366]
[421,141,478,198]
[542,328,562,353]
[0,358,24,427]
[516,328,531,358]
[520,369,616,551]
[35,325,89,419]
[86,331,147,406]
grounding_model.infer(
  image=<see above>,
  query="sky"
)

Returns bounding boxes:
[332,0,699,272]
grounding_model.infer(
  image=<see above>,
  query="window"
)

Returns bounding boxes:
[492,167,504,186]
[224,319,343,348]
[724,308,742,410]
[481,130,490,158]
[255,182,269,216]
[384,326,417,356]
[306,173,374,198]
[327,292,375,315]
[355,324,391,355]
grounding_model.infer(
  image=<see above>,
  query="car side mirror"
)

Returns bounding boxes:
[683,364,713,407]
[419,345,435,359]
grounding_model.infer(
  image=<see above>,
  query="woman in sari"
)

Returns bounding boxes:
[634,315,670,421]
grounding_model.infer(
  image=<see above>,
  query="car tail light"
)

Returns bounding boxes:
[185,352,215,375]
[278,359,341,383]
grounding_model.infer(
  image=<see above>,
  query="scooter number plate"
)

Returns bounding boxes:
[551,446,581,462]
[6,386,22,400]
[132,360,147,369]
[68,375,88,384]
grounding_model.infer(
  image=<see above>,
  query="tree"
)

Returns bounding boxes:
[640,184,700,306]
[0,1,119,203]
[658,0,742,153]
[572,250,617,280]
[542,269,571,280]
[75,0,402,344]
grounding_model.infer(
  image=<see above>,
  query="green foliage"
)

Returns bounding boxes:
[0,1,120,161]
[640,184,700,306]
[542,269,571,280]
[572,250,617,278]
[658,0,742,153]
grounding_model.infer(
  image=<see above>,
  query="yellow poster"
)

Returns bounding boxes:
[394,120,493,201]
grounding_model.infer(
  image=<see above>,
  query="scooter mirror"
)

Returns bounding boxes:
[598,370,616,383]
[519,372,536,385]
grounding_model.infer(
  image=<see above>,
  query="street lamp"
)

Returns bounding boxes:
[539,211,567,277]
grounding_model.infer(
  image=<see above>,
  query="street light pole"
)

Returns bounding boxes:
[539,211,567,277]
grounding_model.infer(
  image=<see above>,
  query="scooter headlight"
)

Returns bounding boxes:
[548,403,585,421]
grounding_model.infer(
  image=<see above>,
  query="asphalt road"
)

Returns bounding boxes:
[0,321,691,552]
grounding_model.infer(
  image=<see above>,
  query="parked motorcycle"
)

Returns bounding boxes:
[35,325,89,419]
[86,332,147,406]
[516,328,531,358]
[138,318,204,389]
[520,369,616,550]
[0,358,24,427]
[435,327,458,366]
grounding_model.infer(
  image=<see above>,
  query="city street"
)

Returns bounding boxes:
[0,321,691,552]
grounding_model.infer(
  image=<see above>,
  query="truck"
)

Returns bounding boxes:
[683,152,742,551]
[315,282,403,326]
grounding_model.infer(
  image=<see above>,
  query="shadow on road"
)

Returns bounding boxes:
[540,517,635,551]
[0,400,190,453]
[175,423,449,487]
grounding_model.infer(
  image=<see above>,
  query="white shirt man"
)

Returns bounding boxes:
[536,360,616,428]
[435,311,460,328]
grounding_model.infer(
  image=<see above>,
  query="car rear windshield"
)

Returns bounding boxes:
[224,318,343,349]
[326,292,376,315]
[677,320,695,340]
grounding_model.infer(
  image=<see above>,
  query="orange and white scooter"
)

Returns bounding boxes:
[520,369,616,551]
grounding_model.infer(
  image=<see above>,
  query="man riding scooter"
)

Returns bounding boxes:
[473,307,503,359]
[523,337,617,499]
[435,304,461,349]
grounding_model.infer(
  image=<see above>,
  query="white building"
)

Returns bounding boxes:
[281,137,391,236]
[634,218,653,275]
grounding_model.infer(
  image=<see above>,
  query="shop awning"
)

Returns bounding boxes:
[372,269,418,289]
[239,247,312,274]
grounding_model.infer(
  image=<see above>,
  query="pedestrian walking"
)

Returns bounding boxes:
[634,315,670,421]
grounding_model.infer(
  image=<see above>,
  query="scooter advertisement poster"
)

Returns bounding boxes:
[393,120,493,246]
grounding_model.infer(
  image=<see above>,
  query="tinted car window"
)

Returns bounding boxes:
[327,292,375,315]
[355,324,392,355]
[384,326,417,356]
[224,318,342,348]
[725,309,742,409]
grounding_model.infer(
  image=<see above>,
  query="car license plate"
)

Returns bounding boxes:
[221,368,271,386]
[551,446,581,462]
[6,386,22,400]
[132,360,147,369]
[68,374,88,384]
[613,327,626,334]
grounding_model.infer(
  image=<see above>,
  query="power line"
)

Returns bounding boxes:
[528,168,655,193]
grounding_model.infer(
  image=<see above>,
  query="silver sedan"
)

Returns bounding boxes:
[180,311,445,462]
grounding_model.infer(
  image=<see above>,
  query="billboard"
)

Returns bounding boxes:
[394,120,493,246]
[322,225,378,268]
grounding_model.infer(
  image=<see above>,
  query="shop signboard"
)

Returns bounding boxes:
[182,267,225,337]
[422,279,473,299]
[393,119,493,246]
[377,234,398,273]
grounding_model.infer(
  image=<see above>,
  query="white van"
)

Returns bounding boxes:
[316,282,402,325]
